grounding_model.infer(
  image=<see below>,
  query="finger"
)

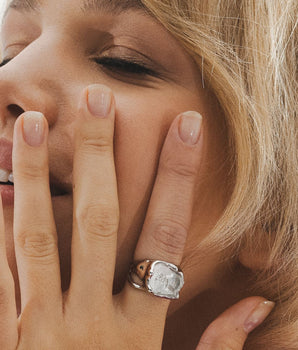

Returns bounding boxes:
[122,111,203,318]
[69,85,118,311]
[0,195,18,349]
[196,297,275,350]
[13,112,62,311]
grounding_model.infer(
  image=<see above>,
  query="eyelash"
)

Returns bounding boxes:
[0,58,11,67]
[93,57,156,77]
[0,57,156,77]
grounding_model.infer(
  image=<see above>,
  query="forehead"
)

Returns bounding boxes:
[7,0,146,16]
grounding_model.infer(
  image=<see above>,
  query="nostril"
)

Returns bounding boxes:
[7,104,25,118]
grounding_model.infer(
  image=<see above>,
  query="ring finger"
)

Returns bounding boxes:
[122,111,203,320]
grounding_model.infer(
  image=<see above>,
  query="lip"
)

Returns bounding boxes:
[0,184,14,206]
[0,138,13,171]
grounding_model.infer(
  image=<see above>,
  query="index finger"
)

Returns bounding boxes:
[0,195,18,349]
[13,112,62,312]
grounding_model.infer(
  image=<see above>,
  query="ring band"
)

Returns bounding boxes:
[128,259,184,299]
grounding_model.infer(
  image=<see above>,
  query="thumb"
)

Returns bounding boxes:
[196,297,275,350]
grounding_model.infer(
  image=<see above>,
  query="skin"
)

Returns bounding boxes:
[0,0,273,348]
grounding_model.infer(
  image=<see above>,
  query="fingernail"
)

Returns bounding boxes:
[178,111,202,145]
[243,300,275,333]
[22,112,45,147]
[87,85,112,118]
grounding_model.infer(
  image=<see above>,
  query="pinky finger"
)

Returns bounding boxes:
[0,195,18,350]
[196,297,275,350]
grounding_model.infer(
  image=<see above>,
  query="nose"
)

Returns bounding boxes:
[7,104,25,118]
[0,46,61,130]
[0,74,59,130]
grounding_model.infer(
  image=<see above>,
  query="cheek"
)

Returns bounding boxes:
[114,96,167,251]
[113,89,201,249]
[110,88,204,289]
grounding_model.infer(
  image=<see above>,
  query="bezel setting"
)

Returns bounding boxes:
[145,260,184,299]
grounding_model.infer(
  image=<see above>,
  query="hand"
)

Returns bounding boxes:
[0,83,272,349]
[0,83,203,349]
[196,297,275,350]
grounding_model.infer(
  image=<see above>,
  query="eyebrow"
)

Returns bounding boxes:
[5,0,41,14]
[81,0,146,14]
[4,0,146,18]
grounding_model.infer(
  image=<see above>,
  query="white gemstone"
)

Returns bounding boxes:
[0,168,10,182]
[146,261,184,299]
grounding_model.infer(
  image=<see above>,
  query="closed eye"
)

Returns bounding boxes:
[93,57,158,77]
[0,56,161,81]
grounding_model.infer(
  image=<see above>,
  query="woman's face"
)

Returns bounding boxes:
[0,0,230,309]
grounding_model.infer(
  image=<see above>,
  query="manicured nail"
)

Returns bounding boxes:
[22,112,45,147]
[243,300,275,333]
[87,85,112,118]
[178,111,202,145]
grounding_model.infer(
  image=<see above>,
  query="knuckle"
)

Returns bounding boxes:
[76,204,119,241]
[151,219,187,256]
[15,226,57,261]
[16,160,48,182]
[81,136,112,155]
[160,153,197,180]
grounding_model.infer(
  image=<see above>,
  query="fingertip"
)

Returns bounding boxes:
[243,299,275,333]
[196,297,274,349]
[178,111,203,146]
[79,84,115,119]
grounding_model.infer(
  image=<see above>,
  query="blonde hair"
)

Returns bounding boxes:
[1,0,297,348]
[140,0,298,349]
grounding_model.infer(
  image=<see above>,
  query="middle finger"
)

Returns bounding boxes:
[69,85,119,310]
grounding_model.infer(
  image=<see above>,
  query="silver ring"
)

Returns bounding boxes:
[128,259,184,299]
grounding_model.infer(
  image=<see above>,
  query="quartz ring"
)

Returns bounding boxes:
[128,259,184,299]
